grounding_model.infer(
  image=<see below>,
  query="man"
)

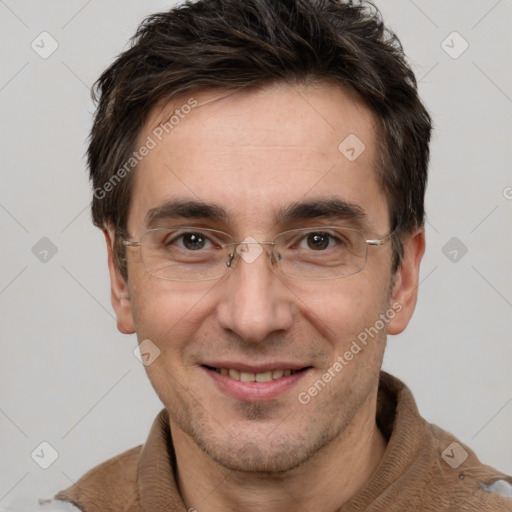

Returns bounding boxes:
[53,0,512,510]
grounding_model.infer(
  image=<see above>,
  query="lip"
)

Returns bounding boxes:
[202,361,308,373]
[202,364,311,402]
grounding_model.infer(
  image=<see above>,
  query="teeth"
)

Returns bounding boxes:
[215,368,298,381]
[228,368,240,380]
[240,371,255,382]
[255,371,272,382]
[272,369,284,379]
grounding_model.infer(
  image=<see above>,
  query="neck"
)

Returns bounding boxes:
[172,391,387,512]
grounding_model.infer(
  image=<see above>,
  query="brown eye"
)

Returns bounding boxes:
[163,232,211,251]
[306,232,331,250]
[181,232,207,250]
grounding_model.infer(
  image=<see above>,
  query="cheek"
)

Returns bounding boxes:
[129,277,217,352]
[289,272,392,348]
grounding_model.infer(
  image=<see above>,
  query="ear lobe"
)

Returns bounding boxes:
[387,227,425,335]
[103,227,135,335]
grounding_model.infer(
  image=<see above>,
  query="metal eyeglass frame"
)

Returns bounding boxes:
[122,226,397,281]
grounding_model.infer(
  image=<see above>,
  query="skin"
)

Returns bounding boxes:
[104,82,425,512]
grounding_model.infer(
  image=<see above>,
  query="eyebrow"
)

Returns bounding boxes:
[275,198,370,231]
[144,197,372,232]
[145,200,229,227]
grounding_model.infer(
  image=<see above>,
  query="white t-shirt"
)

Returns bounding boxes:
[2,497,80,511]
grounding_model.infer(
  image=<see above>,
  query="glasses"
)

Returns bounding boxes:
[122,225,396,282]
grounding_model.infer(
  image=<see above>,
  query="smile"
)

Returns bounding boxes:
[203,364,311,401]
[212,367,300,382]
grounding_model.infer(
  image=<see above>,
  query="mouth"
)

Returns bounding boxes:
[204,365,307,382]
[202,364,312,401]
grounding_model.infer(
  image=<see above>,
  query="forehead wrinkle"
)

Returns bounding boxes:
[143,89,245,137]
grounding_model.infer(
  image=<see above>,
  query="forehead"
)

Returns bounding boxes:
[128,82,388,234]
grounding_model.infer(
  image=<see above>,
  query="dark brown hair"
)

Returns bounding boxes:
[88,0,431,278]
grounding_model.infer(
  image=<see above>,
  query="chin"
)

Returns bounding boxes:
[191,419,337,474]
[203,440,312,474]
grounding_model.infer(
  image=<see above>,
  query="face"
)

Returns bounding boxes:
[107,82,423,473]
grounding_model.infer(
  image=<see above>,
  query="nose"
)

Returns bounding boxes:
[216,244,294,343]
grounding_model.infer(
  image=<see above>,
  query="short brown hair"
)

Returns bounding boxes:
[88,0,431,278]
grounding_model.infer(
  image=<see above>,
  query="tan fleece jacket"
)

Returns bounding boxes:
[55,372,512,511]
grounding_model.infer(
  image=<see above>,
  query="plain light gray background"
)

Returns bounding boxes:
[1,0,511,507]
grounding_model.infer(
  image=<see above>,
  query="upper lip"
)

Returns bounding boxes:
[202,362,311,373]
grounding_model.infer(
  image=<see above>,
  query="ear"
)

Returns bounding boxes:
[387,227,425,335]
[103,226,135,335]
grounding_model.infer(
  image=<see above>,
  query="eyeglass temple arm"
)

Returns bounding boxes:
[366,232,395,246]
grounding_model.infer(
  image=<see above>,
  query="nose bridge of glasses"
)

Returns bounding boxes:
[224,240,278,270]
